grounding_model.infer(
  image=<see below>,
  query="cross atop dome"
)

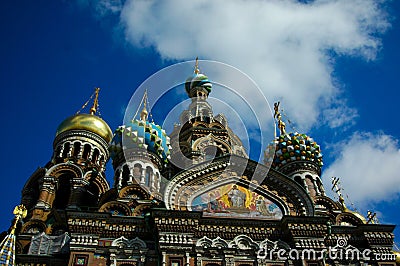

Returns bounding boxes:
[194,57,200,74]
[76,87,103,116]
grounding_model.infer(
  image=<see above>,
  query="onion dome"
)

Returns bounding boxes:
[267,132,323,169]
[56,113,113,143]
[109,120,171,163]
[185,73,212,95]
[185,58,212,96]
[55,88,113,143]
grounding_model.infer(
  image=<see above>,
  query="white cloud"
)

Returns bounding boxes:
[77,0,123,16]
[322,132,400,207]
[322,100,359,129]
[113,0,389,129]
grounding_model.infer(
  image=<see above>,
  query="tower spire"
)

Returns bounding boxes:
[140,90,149,121]
[194,57,200,74]
[90,87,100,115]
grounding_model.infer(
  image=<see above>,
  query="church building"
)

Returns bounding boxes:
[0,60,398,266]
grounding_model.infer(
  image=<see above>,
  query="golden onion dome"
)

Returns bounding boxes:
[56,113,113,143]
[394,251,400,265]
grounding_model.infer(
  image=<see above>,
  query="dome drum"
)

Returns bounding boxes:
[53,130,110,170]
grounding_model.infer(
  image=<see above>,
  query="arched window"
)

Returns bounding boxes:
[62,142,70,158]
[91,148,99,163]
[53,174,72,209]
[82,144,91,159]
[122,165,130,187]
[294,176,305,189]
[305,175,316,197]
[73,142,81,157]
[55,145,62,158]
[154,172,160,191]
[133,164,142,178]
[145,167,152,187]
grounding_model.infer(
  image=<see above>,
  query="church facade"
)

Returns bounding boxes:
[1,62,398,266]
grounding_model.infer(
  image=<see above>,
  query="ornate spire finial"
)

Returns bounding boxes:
[331,177,347,210]
[140,90,149,121]
[367,210,379,224]
[0,205,27,265]
[10,205,27,234]
[90,87,100,115]
[273,102,286,136]
[194,57,200,74]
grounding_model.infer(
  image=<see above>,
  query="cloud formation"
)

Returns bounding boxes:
[116,0,389,129]
[323,132,400,206]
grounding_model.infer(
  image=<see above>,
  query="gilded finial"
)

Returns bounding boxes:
[194,57,200,74]
[367,210,378,224]
[90,87,100,115]
[0,205,27,265]
[10,205,27,234]
[273,102,286,136]
[331,177,347,210]
[140,90,149,121]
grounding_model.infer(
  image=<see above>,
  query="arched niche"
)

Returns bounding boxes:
[53,172,73,210]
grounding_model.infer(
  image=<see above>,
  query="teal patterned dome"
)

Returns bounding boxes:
[265,132,323,169]
[185,73,212,95]
[109,119,171,163]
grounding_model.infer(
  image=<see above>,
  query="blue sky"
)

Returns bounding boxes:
[1,0,399,244]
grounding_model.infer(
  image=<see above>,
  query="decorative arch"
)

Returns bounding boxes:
[196,236,229,249]
[164,155,315,217]
[196,236,212,248]
[112,236,146,249]
[83,170,110,195]
[99,201,132,216]
[132,204,152,217]
[21,168,45,211]
[336,212,365,226]
[314,196,340,211]
[46,163,83,179]
[212,237,228,248]
[192,134,231,156]
[98,188,118,206]
[228,235,259,250]
[119,184,150,200]
[20,220,47,234]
